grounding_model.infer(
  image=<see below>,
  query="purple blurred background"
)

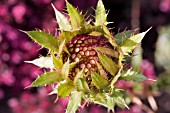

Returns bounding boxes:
[1,0,170,113]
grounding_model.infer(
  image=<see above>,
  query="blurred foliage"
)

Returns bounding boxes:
[153,25,170,94]
[155,26,170,71]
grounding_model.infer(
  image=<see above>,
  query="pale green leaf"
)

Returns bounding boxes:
[51,51,63,69]
[81,23,94,33]
[155,26,170,70]
[60,30,80,43]
[120,28,151,55]
[91,90,116,110]
[61,58,70,79]
[120,71,147,82]
[94,47,119,58]
[102,26,118,47]
[59,24,95,43]
[23,30,59,52]
[70,62,78,69]
[25,56,54,69]
[58,39,65,57]
[98,52,119,76]
[91,92,109,108]
[110,89,129,109]
[115,30,133,45]
[96,62,107,79]
[106,94,115,111]
[64,46,69,54]
[53,57,63,69]
[95,0,107,26]
[93,25,118,47]
[91,73,108,89]
[89,31,103,36]
[74,69,84,84]
[76,78,89,92]
[66,91,83,113]
[57,79,74,97]
[111,69,121,89]
[30,71,63,87]
[118,48,124,67]
[131,46,143,71]
[52,4,72,31]
[66,1,85,29]
[113,96,129,109]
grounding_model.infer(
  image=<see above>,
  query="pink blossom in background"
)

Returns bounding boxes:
[53,0,65,11]
[0,68,16,86]
[117,105,144,113]
[10,51,23,64]
[6,0,17,5]
[21,78,32,88]
[20,92,37,104]
[32,0,53,5]
[1,53,10,61]
[0,23,11,35]
[130,105,145,113]
[159,0,170,12]
[29,66,43,79]
[140,60,156,84]
[42,18,58,33]
[115,80,134,89]
[89,106,105,113]
[0,5,8,16]
[7,87,68,113]
[8,98,21,112]
[57,98,69,107]
[6,28,18,40]
[12,4,27,23]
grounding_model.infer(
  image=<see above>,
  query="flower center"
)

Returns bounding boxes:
[66,34,110,77]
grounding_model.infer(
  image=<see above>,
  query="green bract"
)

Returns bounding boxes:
[24,0,149,112]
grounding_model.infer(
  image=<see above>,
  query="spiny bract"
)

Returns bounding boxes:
[24,0,149,112]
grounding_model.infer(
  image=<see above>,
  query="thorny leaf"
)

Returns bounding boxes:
[98,52,119,76]
[66,91,83,113]
[52,4,72,31]
[76,78,90,92]
[115,30,133,45]
[25,56,54,69]
[95,47,119,58]
[95,0,107,26]
[57,79,74,97]
[120,28,151,55]
[23,30,59,53]
[29,71,63,87]
[120,70,147,82]
[61,58,70,79]
[51,51,63,69]
[91,73,108,89]
[66,1,85,29]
